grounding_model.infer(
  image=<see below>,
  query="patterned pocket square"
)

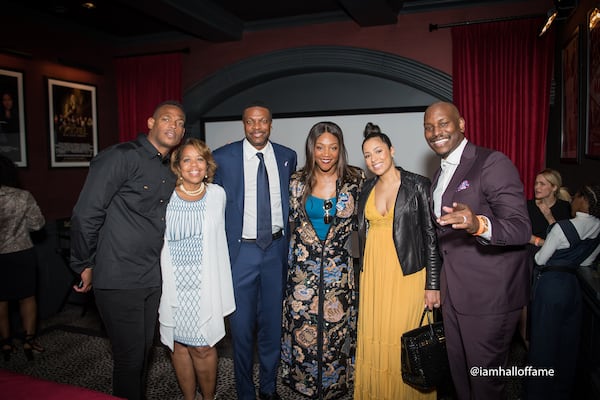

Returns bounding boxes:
[456,180,470,192]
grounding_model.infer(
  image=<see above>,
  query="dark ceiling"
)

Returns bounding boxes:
[14,0,520,43]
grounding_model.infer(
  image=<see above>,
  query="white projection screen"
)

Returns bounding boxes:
[203,109,439,179]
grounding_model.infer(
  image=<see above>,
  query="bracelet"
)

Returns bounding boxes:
[534,236,542,247]
[472,215,489,236]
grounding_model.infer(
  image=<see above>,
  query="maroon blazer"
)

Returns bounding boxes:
[431,142,531,315]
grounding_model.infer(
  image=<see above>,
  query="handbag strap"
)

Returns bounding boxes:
[418,308,436,336]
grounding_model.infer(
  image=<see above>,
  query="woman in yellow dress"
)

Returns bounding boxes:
[354,132,441,400]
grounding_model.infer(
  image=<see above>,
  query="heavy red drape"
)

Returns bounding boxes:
[115,53,182,142]
[452,18,555,198]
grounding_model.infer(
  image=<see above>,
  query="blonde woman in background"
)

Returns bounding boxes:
[528,169,572,248]
[519,169,573,347]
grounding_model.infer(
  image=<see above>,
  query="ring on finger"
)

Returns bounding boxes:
[462,215,467,224]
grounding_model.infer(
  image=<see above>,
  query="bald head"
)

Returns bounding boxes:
[424,101,462,121]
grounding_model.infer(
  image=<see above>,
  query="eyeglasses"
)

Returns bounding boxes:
[323,199,333,224]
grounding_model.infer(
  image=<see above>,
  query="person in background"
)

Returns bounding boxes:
[281,121,364,399]
[528,168,572,248]
[212,102,297,400]
[527,184,600,400]
[70,101,186,400]
[423,101,531,400]
[158,138,236,400]
[519,168,573,347]
[362,122,381,138]
[354,132,440,399]
[0,155,45,361]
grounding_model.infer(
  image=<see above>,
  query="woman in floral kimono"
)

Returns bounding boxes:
[281,121,365,399]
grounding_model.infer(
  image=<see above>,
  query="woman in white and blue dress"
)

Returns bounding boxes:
[159,138,236,400]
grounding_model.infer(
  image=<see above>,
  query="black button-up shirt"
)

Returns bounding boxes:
[70,134,175,289]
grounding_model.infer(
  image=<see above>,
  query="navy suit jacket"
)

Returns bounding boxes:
[431,142,531,315]
[213,140,297,263]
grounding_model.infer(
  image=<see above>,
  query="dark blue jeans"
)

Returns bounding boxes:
[94,287,161,400]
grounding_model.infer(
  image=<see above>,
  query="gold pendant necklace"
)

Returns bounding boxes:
[179,182,205,196]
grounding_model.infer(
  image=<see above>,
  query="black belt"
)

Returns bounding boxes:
[241,229,283,243]
[537,265,578,274]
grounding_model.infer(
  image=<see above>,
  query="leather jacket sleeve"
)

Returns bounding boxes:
[413,175,441,290]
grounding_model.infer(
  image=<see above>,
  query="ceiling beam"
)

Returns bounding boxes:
[338,0,403,26]
[119,0,243,41]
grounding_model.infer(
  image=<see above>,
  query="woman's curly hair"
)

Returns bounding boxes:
[581,185,600,218]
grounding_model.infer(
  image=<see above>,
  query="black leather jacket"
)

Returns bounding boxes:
[357,167,441,290]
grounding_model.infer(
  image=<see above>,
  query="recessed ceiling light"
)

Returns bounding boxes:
[81,2,96,9]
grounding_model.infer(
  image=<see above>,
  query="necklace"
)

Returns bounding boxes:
[179,182,205,196]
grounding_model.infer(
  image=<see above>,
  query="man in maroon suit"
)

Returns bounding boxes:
[423,102,531,400]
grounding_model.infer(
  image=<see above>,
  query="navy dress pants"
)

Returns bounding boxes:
[229,237,286,400]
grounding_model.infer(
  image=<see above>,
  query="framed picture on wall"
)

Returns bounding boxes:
[0,68,27,167]
[48,78,98,167]
[587,8,600,159]
[561,26,581,163]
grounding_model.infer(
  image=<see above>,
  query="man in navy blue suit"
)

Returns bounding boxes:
[213,102,297,400]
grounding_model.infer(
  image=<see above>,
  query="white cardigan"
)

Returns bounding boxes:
[158,183,236,350]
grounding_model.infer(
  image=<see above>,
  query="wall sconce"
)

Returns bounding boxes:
[590,7,600,30]
[539,9,558,37]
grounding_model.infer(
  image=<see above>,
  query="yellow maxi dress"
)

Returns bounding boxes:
[354,191,436,400]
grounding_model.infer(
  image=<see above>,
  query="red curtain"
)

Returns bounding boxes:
[115,53,182,142]
[452,18,555,198]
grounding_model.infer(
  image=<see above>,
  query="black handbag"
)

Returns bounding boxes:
[401,308,450,390]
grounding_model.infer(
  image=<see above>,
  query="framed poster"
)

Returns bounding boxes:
[587,8,600,158]
[0,68,26,167]
[561,26,580,163]
[48,78,98,167]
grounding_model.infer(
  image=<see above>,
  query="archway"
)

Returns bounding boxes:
[184,46,452,122]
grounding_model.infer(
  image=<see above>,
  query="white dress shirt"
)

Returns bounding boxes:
[433,138,468,218]
[433,138,492,240]
[242,139,283,239]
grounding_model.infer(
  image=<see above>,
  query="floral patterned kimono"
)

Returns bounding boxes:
[281,167,364,399]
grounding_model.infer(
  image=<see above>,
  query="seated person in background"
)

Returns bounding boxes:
[527,184,600,400]
[528,169,572,248]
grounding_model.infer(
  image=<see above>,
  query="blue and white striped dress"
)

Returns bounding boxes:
[165,191,208,347]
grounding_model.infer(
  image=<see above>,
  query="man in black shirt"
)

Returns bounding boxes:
[70,101,185,400]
